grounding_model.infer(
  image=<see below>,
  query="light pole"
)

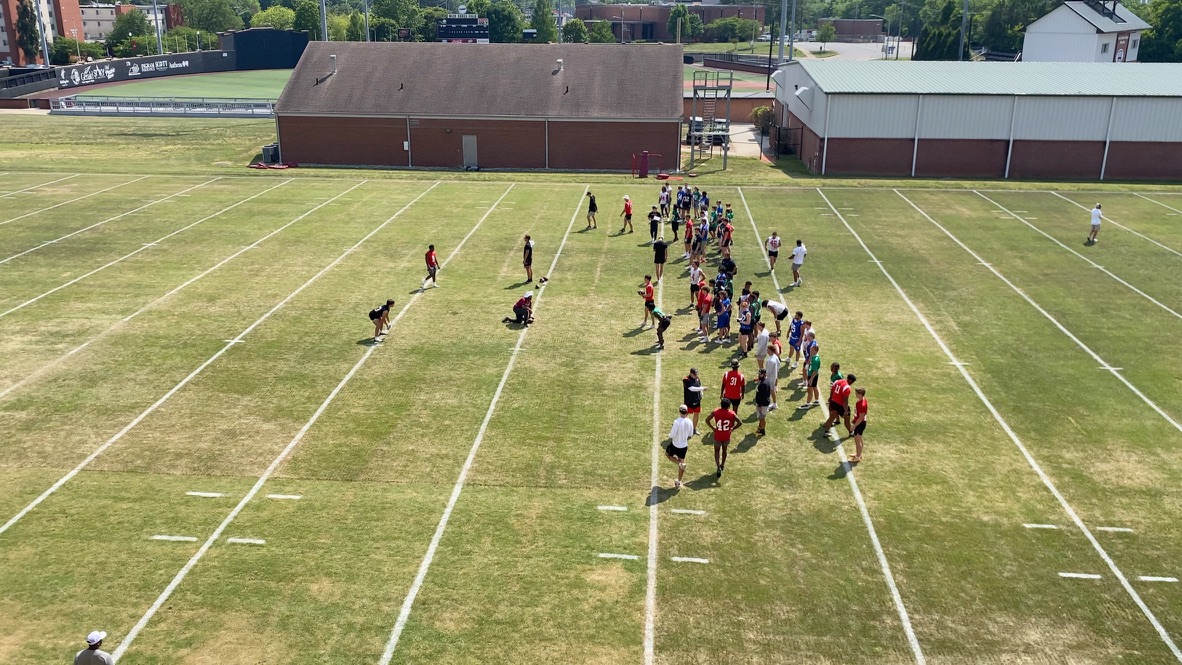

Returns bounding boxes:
[362,0,371,41]
[611,15,623,43]
[70,27,80,61]
[869,14,891,58]
[150,0,164,55]
[957,0,969,60]
[31,0,51,65]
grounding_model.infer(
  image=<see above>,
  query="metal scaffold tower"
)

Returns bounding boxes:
[686,70,734,170]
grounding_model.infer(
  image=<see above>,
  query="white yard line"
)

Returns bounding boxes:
[0,178,220,266]
[670,508,705,516]
[377,186,586,665]
[1059,572,1103,580]
[1097,526,1135,533]
[0,181,380,539]
[150,535,196,542]
[670,556,709,564]
[0,180,292,320]
[0,174,79,199]
[1134,193,1182,217]
[598,553,641,560]
[225,537,266,545]
[901,192,1182,438]
[1053,192,1182,260]
[110,183,511,663]
[266,494,302,501]
[1140,576,1179,583]
[644,271,663,665]
[185,492,226,498]
[0,182,353,403]
[829,188,1182,663]
[0,176,150,226]
[1023,523,1059,530]
[597,505,628,512]
[975,191,1182,323]
[742,187,926,665]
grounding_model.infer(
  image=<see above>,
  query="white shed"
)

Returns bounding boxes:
[1022,0,1151,63]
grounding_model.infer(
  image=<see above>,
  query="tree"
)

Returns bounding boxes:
[250,4,295,28]
[704,16,761,42]
[230,0,261,25]
[487,0,524,42]
[466,0,490,17]
[347,11,364,39]
[293,0,321,38]
[105,11,153,53]
[180,0,245,32]
[15,0,41,62]
[561,17,588,43]
[164,25,218,51]
[1140,0,1182,61]
[373,0,421,34]
[816,21,835,49]
[418,6,448,41]
[667,3,688,41]
[327,12,349,39]
[530,0,559,42]
[588,18,615,42]
[50,37,105,64]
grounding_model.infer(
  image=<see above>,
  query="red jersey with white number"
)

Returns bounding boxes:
[722,370,745,400]
[425,250,438,268]
[710,408,740,442]
[831,379,851,406]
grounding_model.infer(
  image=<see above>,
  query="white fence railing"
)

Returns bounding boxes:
[50,96,275,117]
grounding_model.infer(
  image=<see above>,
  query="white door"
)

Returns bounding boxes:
[462,135,478,168]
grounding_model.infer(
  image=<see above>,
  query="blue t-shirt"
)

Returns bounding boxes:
[717,311,732,328]
[788,318,803,343]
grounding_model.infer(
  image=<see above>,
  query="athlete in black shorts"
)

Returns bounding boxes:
[368,299,395,339]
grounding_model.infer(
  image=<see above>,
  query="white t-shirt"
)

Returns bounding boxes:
[668,417,694,448]
[1091,208,1102,226]
[765,236,781,252]
[755,329,770,356]
[689,266,703,283]
[765,353,781,383]
[765,300,787,316]
[791,245,807,265]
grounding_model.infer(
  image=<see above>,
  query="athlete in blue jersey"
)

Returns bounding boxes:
[787,311,804,369]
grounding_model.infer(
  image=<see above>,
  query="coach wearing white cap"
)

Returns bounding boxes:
[75,631,113,664]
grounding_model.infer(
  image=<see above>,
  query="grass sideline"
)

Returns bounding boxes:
[2,115,1181,192]
[1,163,1182,663]
[74,69,294,100]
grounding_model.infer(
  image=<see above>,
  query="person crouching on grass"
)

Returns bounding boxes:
[368,299,395,340]
[849,387,868,463]
[653,305,671,350]
[502,291,534,327]
[821,371,856,436]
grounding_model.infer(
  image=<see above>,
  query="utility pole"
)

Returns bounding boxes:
[957,0,969,60]
[319,0,329,41]
[786,0,796,62]
[32,0,51,66]
[363,0,371,41]
[151,0,164,55]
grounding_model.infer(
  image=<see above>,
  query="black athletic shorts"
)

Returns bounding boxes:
[854,421,867,436]
[368,310,383,321]
[645,301,656,311]
[809,373,819,388]
[625,214,632,221]
[690,283,700,294]
[523,259,532,267]
[665,442,686,460]
[658,319,671,332]
[829,400,846,417]
[776,309,790,321]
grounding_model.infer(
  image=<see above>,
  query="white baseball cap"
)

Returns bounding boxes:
[86,631,107,646]
[623,195,630,200]
[524,291,534,299]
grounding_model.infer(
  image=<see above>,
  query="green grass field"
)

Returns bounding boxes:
[75,69,294,100]
[3,126,1182,664]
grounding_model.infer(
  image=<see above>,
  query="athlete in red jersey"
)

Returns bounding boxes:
[720,359,746,415]
[619,196,634,234]
[638,275,656,328]
[822,373,857,435]
[705,398,742,478]
[849,387,868,463]
[422,244,440,290]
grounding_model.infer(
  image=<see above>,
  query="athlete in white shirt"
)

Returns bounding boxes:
[765,232,782,271]
[790,240,807,286]
[1088,204,1102,244]
[666,405,695,488]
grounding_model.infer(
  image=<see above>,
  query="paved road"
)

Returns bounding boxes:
[795,39,914,60]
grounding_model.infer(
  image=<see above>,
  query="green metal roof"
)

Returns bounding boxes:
[788,61,1182,97]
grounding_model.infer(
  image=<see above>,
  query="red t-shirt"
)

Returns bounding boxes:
[855,397,868,419]
[425,250,437,267]
[624,201,633,215]
[710,408,740,443]
[514,297,530,309]
[722,370,745,400]
[831,379,851,406]
[643,283,654,302]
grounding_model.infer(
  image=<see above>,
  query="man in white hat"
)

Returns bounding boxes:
[75,631,114,664]
[503,291,534,326]
[619,195,634,234]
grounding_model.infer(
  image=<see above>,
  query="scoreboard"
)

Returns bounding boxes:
[437,14,490,43]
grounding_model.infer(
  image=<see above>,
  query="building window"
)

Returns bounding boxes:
[1132,39,1139,48]
[1101,43,1109,53]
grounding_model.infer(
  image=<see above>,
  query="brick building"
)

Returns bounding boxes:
[773,59,1182,180]
[1,0,81,64]
[276,42,683,171]
[574,4,765,43]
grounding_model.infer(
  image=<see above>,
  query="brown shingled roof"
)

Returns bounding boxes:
[276,42,683,120]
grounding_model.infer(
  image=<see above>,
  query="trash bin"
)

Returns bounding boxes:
[683,55,694,65]
[262,143,280,164]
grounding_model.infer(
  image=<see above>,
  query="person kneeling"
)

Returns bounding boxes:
[503,291,534,326]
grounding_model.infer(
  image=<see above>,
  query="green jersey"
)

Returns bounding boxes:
[809,353,821,375]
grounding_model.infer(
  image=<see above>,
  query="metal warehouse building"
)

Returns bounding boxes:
[772,60,1182,180]
[275,42,683,171]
